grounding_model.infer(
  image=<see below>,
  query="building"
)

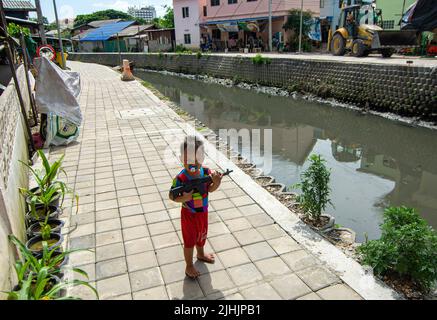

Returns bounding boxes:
[128,5,157,22]
[173,0,320,51]
[2,0,35,20]
[376,0,416,30]
[140,28,176,52]
[71,19,122,37]
[173,0,204,49]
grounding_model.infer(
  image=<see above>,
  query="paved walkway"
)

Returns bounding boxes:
[54,61,365,300]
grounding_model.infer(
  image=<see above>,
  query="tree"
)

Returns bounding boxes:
[283,9,314,52]
[73,9,146,27]
[153,5,174,29]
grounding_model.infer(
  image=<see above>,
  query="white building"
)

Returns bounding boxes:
[128,5,157,22]
[173,0,205,49]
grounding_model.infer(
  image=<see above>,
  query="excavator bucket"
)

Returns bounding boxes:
[373,30,419,48]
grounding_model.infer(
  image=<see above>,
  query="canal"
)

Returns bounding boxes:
[137,70,437,242]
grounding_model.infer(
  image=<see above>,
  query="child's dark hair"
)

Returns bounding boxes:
[181,135,204,162]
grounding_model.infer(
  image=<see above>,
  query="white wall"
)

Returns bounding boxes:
[173,0,202,48]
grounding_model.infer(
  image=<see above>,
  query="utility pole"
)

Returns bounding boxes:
[53,0,66,69]
[35,0,47,45]
[298,0,304,53]
[268,0,272,52]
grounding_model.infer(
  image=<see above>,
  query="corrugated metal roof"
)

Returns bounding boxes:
[116,24,154,37]
[88,19,122,28]
[79,21,135,42]
[2,0,35,10]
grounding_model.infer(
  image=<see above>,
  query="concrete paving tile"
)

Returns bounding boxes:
[96,208,119,222]
[97,274,131,300]
[140,193,162,204]
[96,257,128,280]
[297,292,322,300]
[96,218,121,233]
[119,196,141,207]
[119,204,143,217]
[210,199,234,211]
[193,256,225,274]
[70,212,95,225]
[256,224,287,240]
[236,204,264,216]
[145,211,171,223]
[217,207,242,220]
[240,283,281,300]
[233,229,264,246]
[148,221,175,236]
[216,248,251,268]
[123,225,149,241]
[96,242,125,262]
[270,274,312,300]
[152,232,181,249]
[224,217,252,232]
[242,242,277,262]
[255,257,292,278]
[121,215,146,229]
[267,236,301,255]
[124,237,154,255]
[198,270,235,296]
[129,267,164,292]
[67,281,98,300]
[69,222,95,238]
[228,263,263,287]
[106,293,132,300]
[117,188,138,198]
[96,229,123,247]
[156,244,184,265]
[246,214,274,227]
[127,251,158,272]
[230,195,254,207]
[160,261,187,284]
[142,201,166,213]
[208,222,230,237]
[296,266,340,291]
[69,234,95,250]
[166,279,205,300]
[208,234,239,253]
[96,199,118,211]
[68,249,95,267]
[316,284,362,300]
[281,250,319,272]
[133,286,169,300]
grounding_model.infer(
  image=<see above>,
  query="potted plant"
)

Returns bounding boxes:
[19,150,67,209]
[292,154,335,231]
[27,218,64,238]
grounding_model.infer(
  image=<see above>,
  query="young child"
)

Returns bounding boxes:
[169,136,223,279]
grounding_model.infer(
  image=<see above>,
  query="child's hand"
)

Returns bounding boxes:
[178,191,193,202]
[211,170,223,185]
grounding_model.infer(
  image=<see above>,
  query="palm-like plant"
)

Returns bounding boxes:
[6,235,99,300]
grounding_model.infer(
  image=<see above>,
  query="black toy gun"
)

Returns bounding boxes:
[170,169,233,199]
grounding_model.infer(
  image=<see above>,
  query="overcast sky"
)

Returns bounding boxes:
[32,0,172,23]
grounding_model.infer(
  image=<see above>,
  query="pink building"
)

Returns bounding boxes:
[174,0,320,51]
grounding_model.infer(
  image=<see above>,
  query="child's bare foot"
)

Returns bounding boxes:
[185,265,200,279]
[197,253,215,264]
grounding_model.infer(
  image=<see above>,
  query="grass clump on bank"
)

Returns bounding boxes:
[252,54,272,65]
[357,206,437,297]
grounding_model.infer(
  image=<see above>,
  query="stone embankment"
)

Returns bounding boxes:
[69,52,437,121]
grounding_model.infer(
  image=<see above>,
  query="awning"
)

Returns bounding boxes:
[200,16,281,26]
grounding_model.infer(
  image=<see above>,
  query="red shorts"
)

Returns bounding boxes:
[181,207,208,248]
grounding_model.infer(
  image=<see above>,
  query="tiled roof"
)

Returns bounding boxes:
[2,0,35,10]
[116,24,154,37]
[88,19,122,28]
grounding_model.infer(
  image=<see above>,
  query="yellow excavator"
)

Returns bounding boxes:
[330,4,418,57]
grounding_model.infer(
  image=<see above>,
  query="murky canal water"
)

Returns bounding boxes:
[137,70,437,242]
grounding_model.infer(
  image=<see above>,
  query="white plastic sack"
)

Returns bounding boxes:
[34,57,82,126]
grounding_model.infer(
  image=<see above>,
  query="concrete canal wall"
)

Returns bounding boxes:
[68,53,437,120]
[0,66,30,297]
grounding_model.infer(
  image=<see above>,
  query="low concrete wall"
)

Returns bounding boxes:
[69,52,437,120]
[0,66,30,298]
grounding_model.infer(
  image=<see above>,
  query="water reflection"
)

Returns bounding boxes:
[138,71,437,241]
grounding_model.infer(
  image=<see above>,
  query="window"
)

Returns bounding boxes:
[247,0,257,2]
[228,0,237,4]
[182,7,189,18]
[382,20,395,29]
[184,34,191,44]
[320,0,324,8]
[211,0,220,6]
[203,6,207,16]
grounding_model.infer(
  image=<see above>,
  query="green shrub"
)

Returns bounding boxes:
[196,51,202,59]
[357,206,437,292]
[251,54,271,65]
[294,154,332,220]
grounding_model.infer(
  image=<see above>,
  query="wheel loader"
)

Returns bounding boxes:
[330,4,419,57]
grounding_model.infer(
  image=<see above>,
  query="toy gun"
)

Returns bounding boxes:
[170,169,233,199]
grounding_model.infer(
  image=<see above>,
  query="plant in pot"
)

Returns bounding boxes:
[6,235,99,300]
[19,150,67,211]
[292,154,335,231]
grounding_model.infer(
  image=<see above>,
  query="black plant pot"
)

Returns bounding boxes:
[8,275,62,300]
[26,233,63,256]
[25,205,62,225]
[26,187,62,209]
[34,249,69,278]
[27,219,65,238]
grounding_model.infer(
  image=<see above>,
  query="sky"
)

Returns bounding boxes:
[33,0,172,23]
